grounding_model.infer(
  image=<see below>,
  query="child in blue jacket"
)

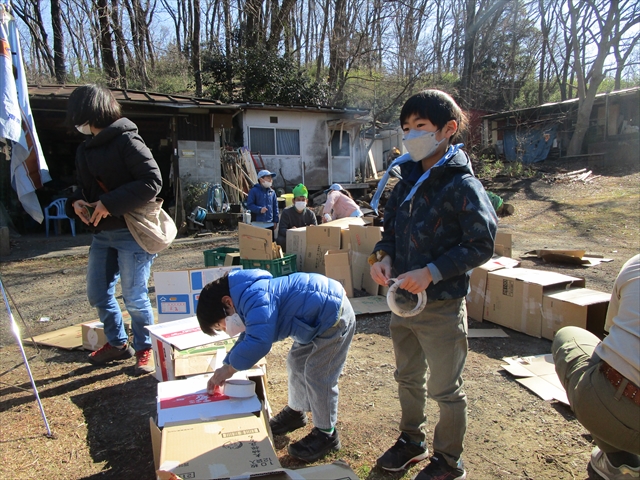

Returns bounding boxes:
[370,90,497,480]
[247,170,279,232]
[196,269,356,463]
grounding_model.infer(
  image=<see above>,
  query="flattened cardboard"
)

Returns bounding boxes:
[288,460,360,480]
[349,224,382,296]
[541,288,610,340]
[239,223,274,260]
[495,231,513,258]
[484,268,585,337]
[286,227,307,271]
[31,323,83,350]
[156,412,280,480]
[501,354,569,404]
[468,328,509,338]
[350,295,390,315]
[522,249,613,267]
[466,256,520,322]
[324,249,353,297]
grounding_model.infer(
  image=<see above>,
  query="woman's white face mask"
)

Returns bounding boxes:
[75,123,92,136]
[294,201,306,212]
[403,129,445,162]
[224,313,245,337]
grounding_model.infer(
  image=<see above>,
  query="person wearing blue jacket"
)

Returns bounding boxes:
[196,269,356,463]
[369,90,497,480]
[247,170,279,235]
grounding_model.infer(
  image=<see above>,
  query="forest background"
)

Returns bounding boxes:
[7,0,640,156]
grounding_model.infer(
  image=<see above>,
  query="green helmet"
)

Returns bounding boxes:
[292,183,308,198]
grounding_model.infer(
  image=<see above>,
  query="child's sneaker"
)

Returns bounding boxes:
[88,342,134,365]
[413,453,466,480]
[589,447,640,479]
[376,432,429,471]
[135,348,155,374]
[287,427,340,462]
[269,406,308,435]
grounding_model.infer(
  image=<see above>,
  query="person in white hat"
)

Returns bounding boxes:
[322,183,363,223]
[247,170,279,231]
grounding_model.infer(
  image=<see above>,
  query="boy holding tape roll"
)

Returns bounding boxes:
[369,90,496,479]
[196,269,356,463]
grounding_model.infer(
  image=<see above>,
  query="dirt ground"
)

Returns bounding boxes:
[0,158,638,480]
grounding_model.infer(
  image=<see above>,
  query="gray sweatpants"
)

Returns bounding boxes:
[286,299,356,430]
[552,326,640,455]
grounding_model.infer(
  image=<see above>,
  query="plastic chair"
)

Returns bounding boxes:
[44,198,76,237]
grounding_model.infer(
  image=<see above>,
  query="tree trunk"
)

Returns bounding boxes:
[97,0,118,84]
[51,0,66,83]
[191,0,202,96]
[111,0,129,89]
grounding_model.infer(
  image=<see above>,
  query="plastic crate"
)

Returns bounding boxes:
[203,247,240,267]
[240,254,297,277]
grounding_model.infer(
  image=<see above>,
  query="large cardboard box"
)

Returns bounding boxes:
[541,288,610,340]
[239,223,274,260]
[286,227,307,271]
[153,411,279,480]
[484,268,585,337]
[349,224,382,296]
[466,256,520,322]
[303,225,342,273]
[322,216,366,250]
[146,316,235,382]
[155,267,241,323]
[324,250,353,297]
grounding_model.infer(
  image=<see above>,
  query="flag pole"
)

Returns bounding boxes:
[0,276,53,437]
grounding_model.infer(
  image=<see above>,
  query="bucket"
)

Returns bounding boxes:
[282,193,294,207]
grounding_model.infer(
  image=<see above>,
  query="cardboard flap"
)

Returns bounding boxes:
[239,223,274,260]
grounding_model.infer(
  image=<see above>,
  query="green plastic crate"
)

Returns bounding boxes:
[203,247,240,267]
[240,254,297,277]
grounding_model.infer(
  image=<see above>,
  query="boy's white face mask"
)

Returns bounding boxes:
[260,180,272,189]
[75,123,92,136]
[403,129,445,162]
[224,313,245,337]
[294,201,306,212]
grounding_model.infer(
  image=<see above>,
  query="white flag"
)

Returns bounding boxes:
[2,7,51,224]
[0,13,21,142]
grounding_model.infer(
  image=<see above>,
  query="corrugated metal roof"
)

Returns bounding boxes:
[27,85,372,116]
[27,84,232,109]
[482,87,640,120]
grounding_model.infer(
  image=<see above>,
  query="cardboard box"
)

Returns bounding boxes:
[146,316,235,382]
[155,267,241,323]
[224,252,241,266]
[541,288,610,340]
[239,223,275,260]
[286,227,307,271]
[322,216,366,250]
[156,369,264,427]
[324,250,353,297]
[152,411,280,480]
[303,225,342,273]
[495,231,513,258]
[466,256,520,322]
[349,224,383,296]
[81,319,131,351]
[483,268,585,337]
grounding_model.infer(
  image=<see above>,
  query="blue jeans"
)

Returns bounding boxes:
[286,299,356,429]
[87,229,156,352]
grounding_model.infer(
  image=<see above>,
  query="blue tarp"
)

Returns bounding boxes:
[503,125,557,164]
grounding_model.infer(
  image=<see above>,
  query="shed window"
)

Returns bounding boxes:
[250,127,300,156]
[331,131,350,156]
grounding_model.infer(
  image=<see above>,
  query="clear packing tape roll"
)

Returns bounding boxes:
[386,278,427,317]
